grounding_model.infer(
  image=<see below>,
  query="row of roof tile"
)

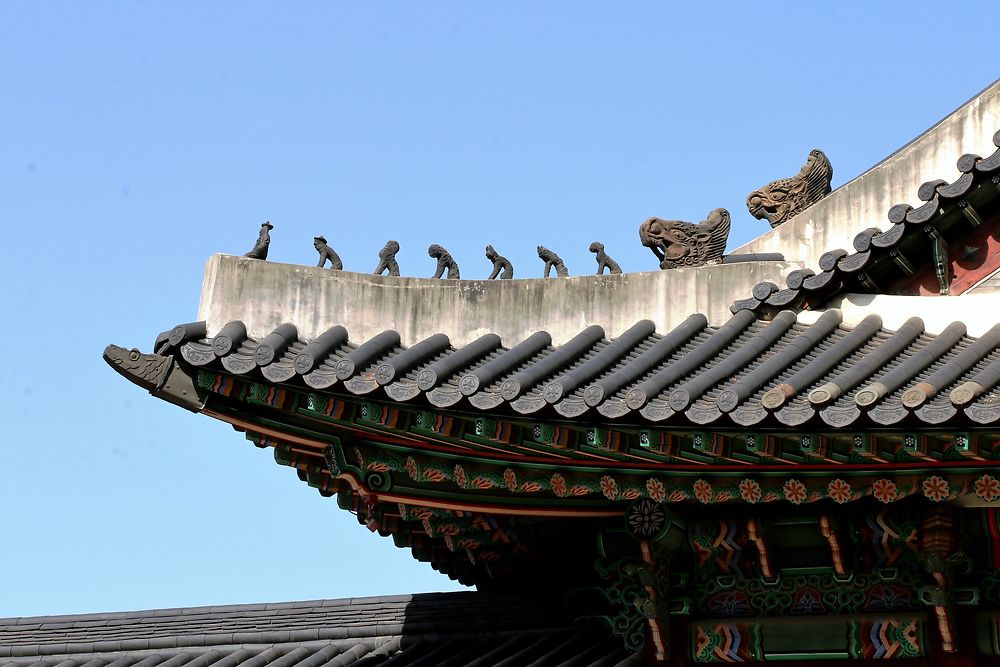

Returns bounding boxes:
[163,309,1000,428]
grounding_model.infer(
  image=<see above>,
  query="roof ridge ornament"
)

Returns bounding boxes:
[428,244,460,279]
[485,244,513,279]
[537,245,568,277]
[589,241,622,275]
[243,221,273,260]
[314,235,343,270]
[374,239,401,276]
[747,149,833,228]
[639,207,731,270]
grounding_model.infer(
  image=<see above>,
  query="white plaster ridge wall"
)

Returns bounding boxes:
[197,254,801,346]
[801,292,1000,337]
[734,78,1000,270]
[970,266,1000,294]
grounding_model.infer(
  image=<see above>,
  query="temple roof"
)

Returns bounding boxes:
[0,593,636,667]
[88,82,1000,667]
[88,87,1000,666]
[166,307,1000,429]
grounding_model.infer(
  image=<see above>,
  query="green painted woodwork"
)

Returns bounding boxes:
[691,616,926,662]
[195,369,1000,514]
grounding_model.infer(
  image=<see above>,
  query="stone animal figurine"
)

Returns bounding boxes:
[428,244,460,279]
[314,236,343,270]
[639,208,731,270]
[537,246,568,277]
[485,245,513,279]
[747,149,833,228]
[374,240,401,276]
[244,221,273,260]
[589,242,622,275]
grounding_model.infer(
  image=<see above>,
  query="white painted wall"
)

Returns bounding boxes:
[800,292,1000,336]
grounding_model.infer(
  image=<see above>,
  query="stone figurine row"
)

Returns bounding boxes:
[241,149,833,275]
[242,222,623,279]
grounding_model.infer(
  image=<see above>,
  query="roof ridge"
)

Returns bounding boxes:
[732,129,1000,318]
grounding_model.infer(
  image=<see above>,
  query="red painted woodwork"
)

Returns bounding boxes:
[895,208,1000,295]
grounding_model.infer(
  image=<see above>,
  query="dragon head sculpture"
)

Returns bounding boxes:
[746,149,833,228]
[639,208,731,270]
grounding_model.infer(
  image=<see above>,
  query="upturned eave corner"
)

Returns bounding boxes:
[103,343,207,412]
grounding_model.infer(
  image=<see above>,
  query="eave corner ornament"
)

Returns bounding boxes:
[747,149,833,228]
[103,344,206,412]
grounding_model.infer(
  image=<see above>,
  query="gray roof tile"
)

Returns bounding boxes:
[0,593,632,667]
[177,308,1000,427]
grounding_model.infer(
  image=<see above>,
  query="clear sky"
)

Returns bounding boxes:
[1,2,998,616]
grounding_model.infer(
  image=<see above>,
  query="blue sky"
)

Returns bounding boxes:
[1,2,998,616]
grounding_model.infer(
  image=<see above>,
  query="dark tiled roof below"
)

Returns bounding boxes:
[0,593,637,667]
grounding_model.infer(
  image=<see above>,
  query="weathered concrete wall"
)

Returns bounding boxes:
[197,254,800,345]
[734,79,1000,270]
